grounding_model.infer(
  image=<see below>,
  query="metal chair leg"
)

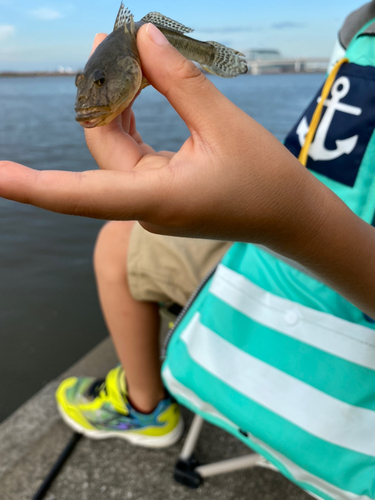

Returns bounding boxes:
[195,454,263,478]
[179,414,204,460]
[174,415,204,488]
[174,414,267,488]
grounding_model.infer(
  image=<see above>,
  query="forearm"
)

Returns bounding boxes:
[230,119,375,318]
[263,161,375,318]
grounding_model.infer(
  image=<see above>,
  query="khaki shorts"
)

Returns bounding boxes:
[127,223,231,306]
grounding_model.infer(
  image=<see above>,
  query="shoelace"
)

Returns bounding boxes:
[87,377,128,410]
[87,379,107,399]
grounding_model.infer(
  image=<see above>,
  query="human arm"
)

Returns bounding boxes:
[0,25,375,317]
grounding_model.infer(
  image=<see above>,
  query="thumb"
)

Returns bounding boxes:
[137,23,232,134]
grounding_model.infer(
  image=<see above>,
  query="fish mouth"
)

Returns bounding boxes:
[75,106,112,128]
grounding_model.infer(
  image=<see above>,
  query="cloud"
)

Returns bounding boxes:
[0,25,14,40]
[30,8,63,20]
[272,22,305,30]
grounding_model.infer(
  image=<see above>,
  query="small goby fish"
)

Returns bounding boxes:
[75,3,248,128]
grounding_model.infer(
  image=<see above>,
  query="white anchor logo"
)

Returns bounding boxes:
[297,76,362,161]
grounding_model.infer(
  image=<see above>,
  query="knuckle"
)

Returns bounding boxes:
[172,56,205,85]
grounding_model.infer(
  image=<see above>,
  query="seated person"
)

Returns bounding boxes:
[54,1,375,445]
[1,4,375,447]
[56,224,229,444]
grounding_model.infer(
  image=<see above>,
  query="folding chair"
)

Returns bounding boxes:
[160,303,276,490]
[173,414,276,489]
[160,253,375,500]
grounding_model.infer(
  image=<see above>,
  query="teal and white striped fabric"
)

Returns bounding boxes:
[163,16,375,500]
[162,244,375,499]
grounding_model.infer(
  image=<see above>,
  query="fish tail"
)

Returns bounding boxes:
[202,42,248,78]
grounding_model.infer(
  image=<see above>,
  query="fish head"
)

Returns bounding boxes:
[74,30,142,128]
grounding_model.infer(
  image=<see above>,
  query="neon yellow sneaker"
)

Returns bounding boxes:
[56,366,183,448]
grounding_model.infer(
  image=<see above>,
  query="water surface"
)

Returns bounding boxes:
[0,73,324,422]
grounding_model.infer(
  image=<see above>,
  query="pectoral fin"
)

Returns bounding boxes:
[140,77,150,90]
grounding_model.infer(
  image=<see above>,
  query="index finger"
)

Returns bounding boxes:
[0,161,157,220]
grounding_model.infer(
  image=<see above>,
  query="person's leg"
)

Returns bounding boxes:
[93,220,165,413]
[56,222,231,445]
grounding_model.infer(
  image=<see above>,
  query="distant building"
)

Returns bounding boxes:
[58,66,75,74]
[244,49,282,61]
[242,49,328,75]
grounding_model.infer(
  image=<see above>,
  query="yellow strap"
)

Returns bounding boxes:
[298,58,349,167]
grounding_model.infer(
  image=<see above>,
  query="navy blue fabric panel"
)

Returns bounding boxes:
[284,63,375,187]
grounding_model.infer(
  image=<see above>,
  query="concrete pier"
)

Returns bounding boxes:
[0,338,310,500]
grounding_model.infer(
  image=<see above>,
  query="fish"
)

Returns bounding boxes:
[75,3,248,128]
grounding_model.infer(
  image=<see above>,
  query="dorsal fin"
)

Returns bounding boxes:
[114,2,132,31]
[129,14,135,35]
[141,12,194,34]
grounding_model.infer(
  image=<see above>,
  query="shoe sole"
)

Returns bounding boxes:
[57,403,184,448]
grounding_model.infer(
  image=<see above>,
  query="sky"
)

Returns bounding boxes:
[0,0,369,71]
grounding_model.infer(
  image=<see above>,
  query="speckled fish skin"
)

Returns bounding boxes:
[75,3,248,128]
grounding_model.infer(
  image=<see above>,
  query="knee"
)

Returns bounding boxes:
[93,221,135,281]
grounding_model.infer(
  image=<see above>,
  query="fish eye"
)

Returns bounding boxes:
[75,73,84,87]
[92,69,106,87]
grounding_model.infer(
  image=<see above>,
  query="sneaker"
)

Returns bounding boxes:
[56,365,183,448]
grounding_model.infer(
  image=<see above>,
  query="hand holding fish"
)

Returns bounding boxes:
[0,22,315,240]
[1,23,375,319]
[81,32,172,174]
[75,3,248,129]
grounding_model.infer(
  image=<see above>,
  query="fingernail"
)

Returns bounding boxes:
[146,23,169,45]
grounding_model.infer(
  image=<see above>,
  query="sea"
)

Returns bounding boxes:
[0,73,325,422]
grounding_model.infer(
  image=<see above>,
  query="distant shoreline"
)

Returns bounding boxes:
[0,72,77,78]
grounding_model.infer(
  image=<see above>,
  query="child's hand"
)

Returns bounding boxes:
[0,25,310,241]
